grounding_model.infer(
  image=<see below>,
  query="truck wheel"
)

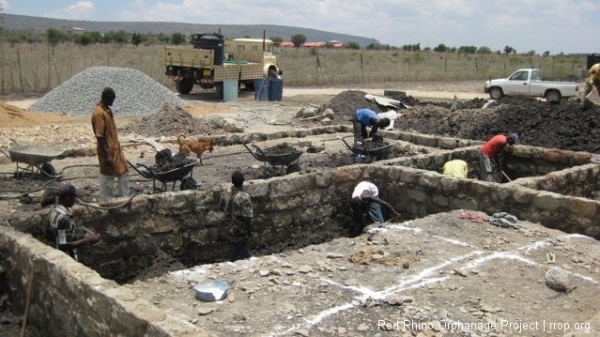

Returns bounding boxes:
[489,87,503,100]
[175,80,194,95]
[545,90,561,104]
[215,82,224,99]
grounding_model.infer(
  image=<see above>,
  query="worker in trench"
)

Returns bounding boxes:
[581,63,600,111]
[352,108,390,144]
[220,171,255,262]
[443,152,469,178]
[47,183,101,261]
[349,181,401,237]
[479,133,519,182]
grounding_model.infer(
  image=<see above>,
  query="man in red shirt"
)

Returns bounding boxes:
[479,133,518,182]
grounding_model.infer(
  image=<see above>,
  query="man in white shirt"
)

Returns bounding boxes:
[350,181,401,236]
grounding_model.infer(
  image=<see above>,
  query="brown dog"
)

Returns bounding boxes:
[177,133,215,165]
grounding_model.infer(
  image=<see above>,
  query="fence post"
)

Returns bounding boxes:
[360,53,364,83]
[444,55,447,76]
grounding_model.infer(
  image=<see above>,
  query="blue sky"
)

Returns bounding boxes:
[2,0,599,54]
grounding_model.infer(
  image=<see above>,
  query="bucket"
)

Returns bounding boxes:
[268,79,283,101]
[223,80,238,102]
[254,79,270,101]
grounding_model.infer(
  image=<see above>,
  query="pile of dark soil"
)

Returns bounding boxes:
[262,143,301,155]
[325,90,383,123]
[400,97,600,152]
[152,149,193,173]
[119,105,213,137]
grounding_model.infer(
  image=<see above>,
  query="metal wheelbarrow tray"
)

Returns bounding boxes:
[242,143,302,174]
[128,158,199,192]
[4,145,68,178]
[339,137,393,162]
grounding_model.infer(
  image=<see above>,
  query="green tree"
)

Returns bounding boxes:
[132,32,142,46]
[543,51,550,57]
[45,28,65,47]
[171,32,186,45]
[458,46,477,54]
[477,46,492,54]
[345,41,360,49]
[269,36,283,48]
[291,34,306,48]
[433,43,448,52]
[504,45,515,55]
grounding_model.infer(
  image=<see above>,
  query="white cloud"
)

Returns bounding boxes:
[117,0,599,53]
[44,1,95,20]
[0,0,9,11]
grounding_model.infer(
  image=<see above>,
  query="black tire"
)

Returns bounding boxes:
[286,163,301,174]
[175,80,194,95]
[489,87,503,100]
[180,177,197,190]
[40,163,59,178]
[545,90,561,104]
[215,82,224,99]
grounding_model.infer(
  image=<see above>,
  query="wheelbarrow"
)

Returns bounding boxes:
[0,141,67,179]
[242,143,302,174]
[127,158,199,193]
[339,136,393,163]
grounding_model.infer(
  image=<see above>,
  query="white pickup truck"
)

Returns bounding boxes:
[484,68,580,103]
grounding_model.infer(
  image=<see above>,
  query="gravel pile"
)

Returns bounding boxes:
[30,66,183,116]
[119,105,214,137]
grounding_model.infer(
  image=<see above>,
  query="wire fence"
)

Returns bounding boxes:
[0,43,588,95]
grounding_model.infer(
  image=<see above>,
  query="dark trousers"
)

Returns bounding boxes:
[230,240,250,262]
[350,201,384,235]
[352,120,368,143]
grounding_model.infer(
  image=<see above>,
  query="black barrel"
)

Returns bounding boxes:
[587,54,600,70]
[192,33,225,65]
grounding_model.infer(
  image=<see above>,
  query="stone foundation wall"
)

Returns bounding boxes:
[385,145,592,181]
[511,163,600,198]
[0,226,208,337]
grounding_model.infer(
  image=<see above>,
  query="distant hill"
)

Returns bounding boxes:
[1,14,379,46]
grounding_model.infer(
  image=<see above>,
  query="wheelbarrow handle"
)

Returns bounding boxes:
[251,144,268,158]
[242,143,261,161]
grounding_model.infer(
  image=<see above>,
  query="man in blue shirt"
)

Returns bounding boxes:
[353,108,390,143]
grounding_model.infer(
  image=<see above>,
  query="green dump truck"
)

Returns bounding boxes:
[164,33,280,98]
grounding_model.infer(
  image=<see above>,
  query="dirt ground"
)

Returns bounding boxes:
[123,210,600,337]
[2,82,600,336]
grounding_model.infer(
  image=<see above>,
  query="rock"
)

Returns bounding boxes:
[259,270,270,277]
[323,108,335,119]
[321,118,332,126]
[223,118,245,133]
[198,307,214,315]
[545,268,571,292]
[270,269,282,276]
[298,265,312,274]
[399,296,414,303]
[337,327,347,334]
[326,252,344,259]
[344,279,358,286]
[295,328,309,336]
[384,294,404,306]
[233,312,247,321]
[357,323,370,332]
[228,293,235,303]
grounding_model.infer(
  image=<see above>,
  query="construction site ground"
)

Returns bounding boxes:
[1,81,600,337]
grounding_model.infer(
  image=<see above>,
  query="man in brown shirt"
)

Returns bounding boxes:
[91,87,129,201]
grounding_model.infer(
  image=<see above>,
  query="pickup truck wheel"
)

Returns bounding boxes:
[545,90,561,104]
[215,82,224,99]
[175,80,194,95]
[489,87,503,100]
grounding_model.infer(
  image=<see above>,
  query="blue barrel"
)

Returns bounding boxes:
[254,79,270,101]
[223,79,238,102]
[269,79,283,101]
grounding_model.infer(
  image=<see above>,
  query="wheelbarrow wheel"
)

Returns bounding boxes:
[41,163,58,178]
[180,177,198,191]
[286,163,301,174]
